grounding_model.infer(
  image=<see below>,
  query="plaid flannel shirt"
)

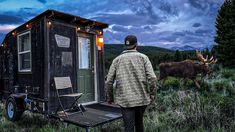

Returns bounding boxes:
[105,50,157,107]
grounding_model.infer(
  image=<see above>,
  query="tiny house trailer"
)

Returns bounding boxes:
[0,10,121,131]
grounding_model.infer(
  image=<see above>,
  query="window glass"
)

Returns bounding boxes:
[78,37,90,69]
[19,53,30,70]
[19,33,30,52]
[18,31,31,72]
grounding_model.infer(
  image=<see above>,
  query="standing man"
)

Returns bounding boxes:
[105,35,157,132]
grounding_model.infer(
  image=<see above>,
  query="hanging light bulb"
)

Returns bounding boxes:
[47,21,52,27]
[12,31,17,37]
[76,27,81,32]
[26,23,32,29]
[98,30,103,35]
[2,43,7,49]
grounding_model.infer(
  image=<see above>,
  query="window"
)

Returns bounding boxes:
[17,31,31,72]
[78,37,91,69]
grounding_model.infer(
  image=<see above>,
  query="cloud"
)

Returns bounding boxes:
[0,14,24,24]
[92,13,162,26]
[37,0,47,4]
[0,25,16,33]
[112,25,130,33]
[188,0,207,10]
[0,0,225,49]
[192,23,201,27]
[0,33,6,44]
[143,25,152,30]
[195,29,212,34]
[124,0,162,21]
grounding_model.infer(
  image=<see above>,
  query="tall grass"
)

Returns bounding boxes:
[0,68,234,131]
[143,68,235,131]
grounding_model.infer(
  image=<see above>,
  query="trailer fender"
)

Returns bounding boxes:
[7,94,26,110]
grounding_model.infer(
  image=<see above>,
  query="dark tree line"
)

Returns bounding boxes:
[213,0,235,67]
[105,49,211,71]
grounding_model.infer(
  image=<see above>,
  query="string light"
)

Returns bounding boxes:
[12,31,17,37]
[98,31,103,35]
[26,23,32,29]
[76,27,81,31]
[47,21,52,27]
[2,43,7,49]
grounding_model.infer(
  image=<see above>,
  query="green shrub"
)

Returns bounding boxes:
[221,69,234,79]
[211,64,223,72]
[213,79,229,91]
[195,80,212,92]
[183,79,196,89]
[163,77,180,89]
[230,75,235,81]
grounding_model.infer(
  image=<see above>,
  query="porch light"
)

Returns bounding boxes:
[96,35,104,50]
[47,21,52,27]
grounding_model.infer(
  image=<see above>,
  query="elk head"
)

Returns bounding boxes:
[196,50,217,75]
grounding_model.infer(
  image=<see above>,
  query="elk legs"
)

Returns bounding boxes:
[193,79,200,89]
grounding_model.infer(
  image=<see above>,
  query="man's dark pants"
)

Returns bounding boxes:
[121,105,147,132]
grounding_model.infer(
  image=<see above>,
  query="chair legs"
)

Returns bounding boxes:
[68,96,82,111]
[56,96,85,117]
[57,97,68,117]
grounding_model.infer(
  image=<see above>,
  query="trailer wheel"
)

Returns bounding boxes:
[5,97,24,121]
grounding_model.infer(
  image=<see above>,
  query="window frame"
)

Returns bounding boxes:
[78,36,92,69]
[17,30,32,73]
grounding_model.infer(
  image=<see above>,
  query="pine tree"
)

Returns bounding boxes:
[174,50,182,61]
[214,0,235,67]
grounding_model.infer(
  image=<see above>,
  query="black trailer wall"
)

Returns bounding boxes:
[0,18,45,100]
[0,35,17,94]
[48,20,77,113]
[16,19,45,99]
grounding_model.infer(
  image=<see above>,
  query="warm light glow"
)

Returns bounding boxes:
[26,23,32,29]
[12,31,17,37]
[76,27,81,31]
[98,31,102,35]
[98,37,104,43]
[2,43,7,49]
[96,35,104,48]
[47,21,52,27]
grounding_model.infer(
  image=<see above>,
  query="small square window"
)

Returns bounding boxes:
[17,31,31,72]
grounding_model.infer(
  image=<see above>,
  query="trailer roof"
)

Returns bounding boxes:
[1,9,109,45]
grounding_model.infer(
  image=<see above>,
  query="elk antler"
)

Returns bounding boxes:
[196,50,207,63]
[208,58,217,64]
[196,50,217,64]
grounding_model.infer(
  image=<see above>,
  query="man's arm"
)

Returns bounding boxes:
[144,56,157,97]
[105,59,117,103]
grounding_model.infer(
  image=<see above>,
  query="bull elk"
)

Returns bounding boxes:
[159,51,217,89]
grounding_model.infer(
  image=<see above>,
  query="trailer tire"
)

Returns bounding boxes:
[5,97,24,121]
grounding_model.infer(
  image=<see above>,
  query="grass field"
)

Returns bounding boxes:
[0,67,235,132]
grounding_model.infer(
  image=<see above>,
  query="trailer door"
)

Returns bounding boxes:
[77,34,95,103]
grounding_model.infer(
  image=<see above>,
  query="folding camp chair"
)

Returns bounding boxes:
[54,77,84,117]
